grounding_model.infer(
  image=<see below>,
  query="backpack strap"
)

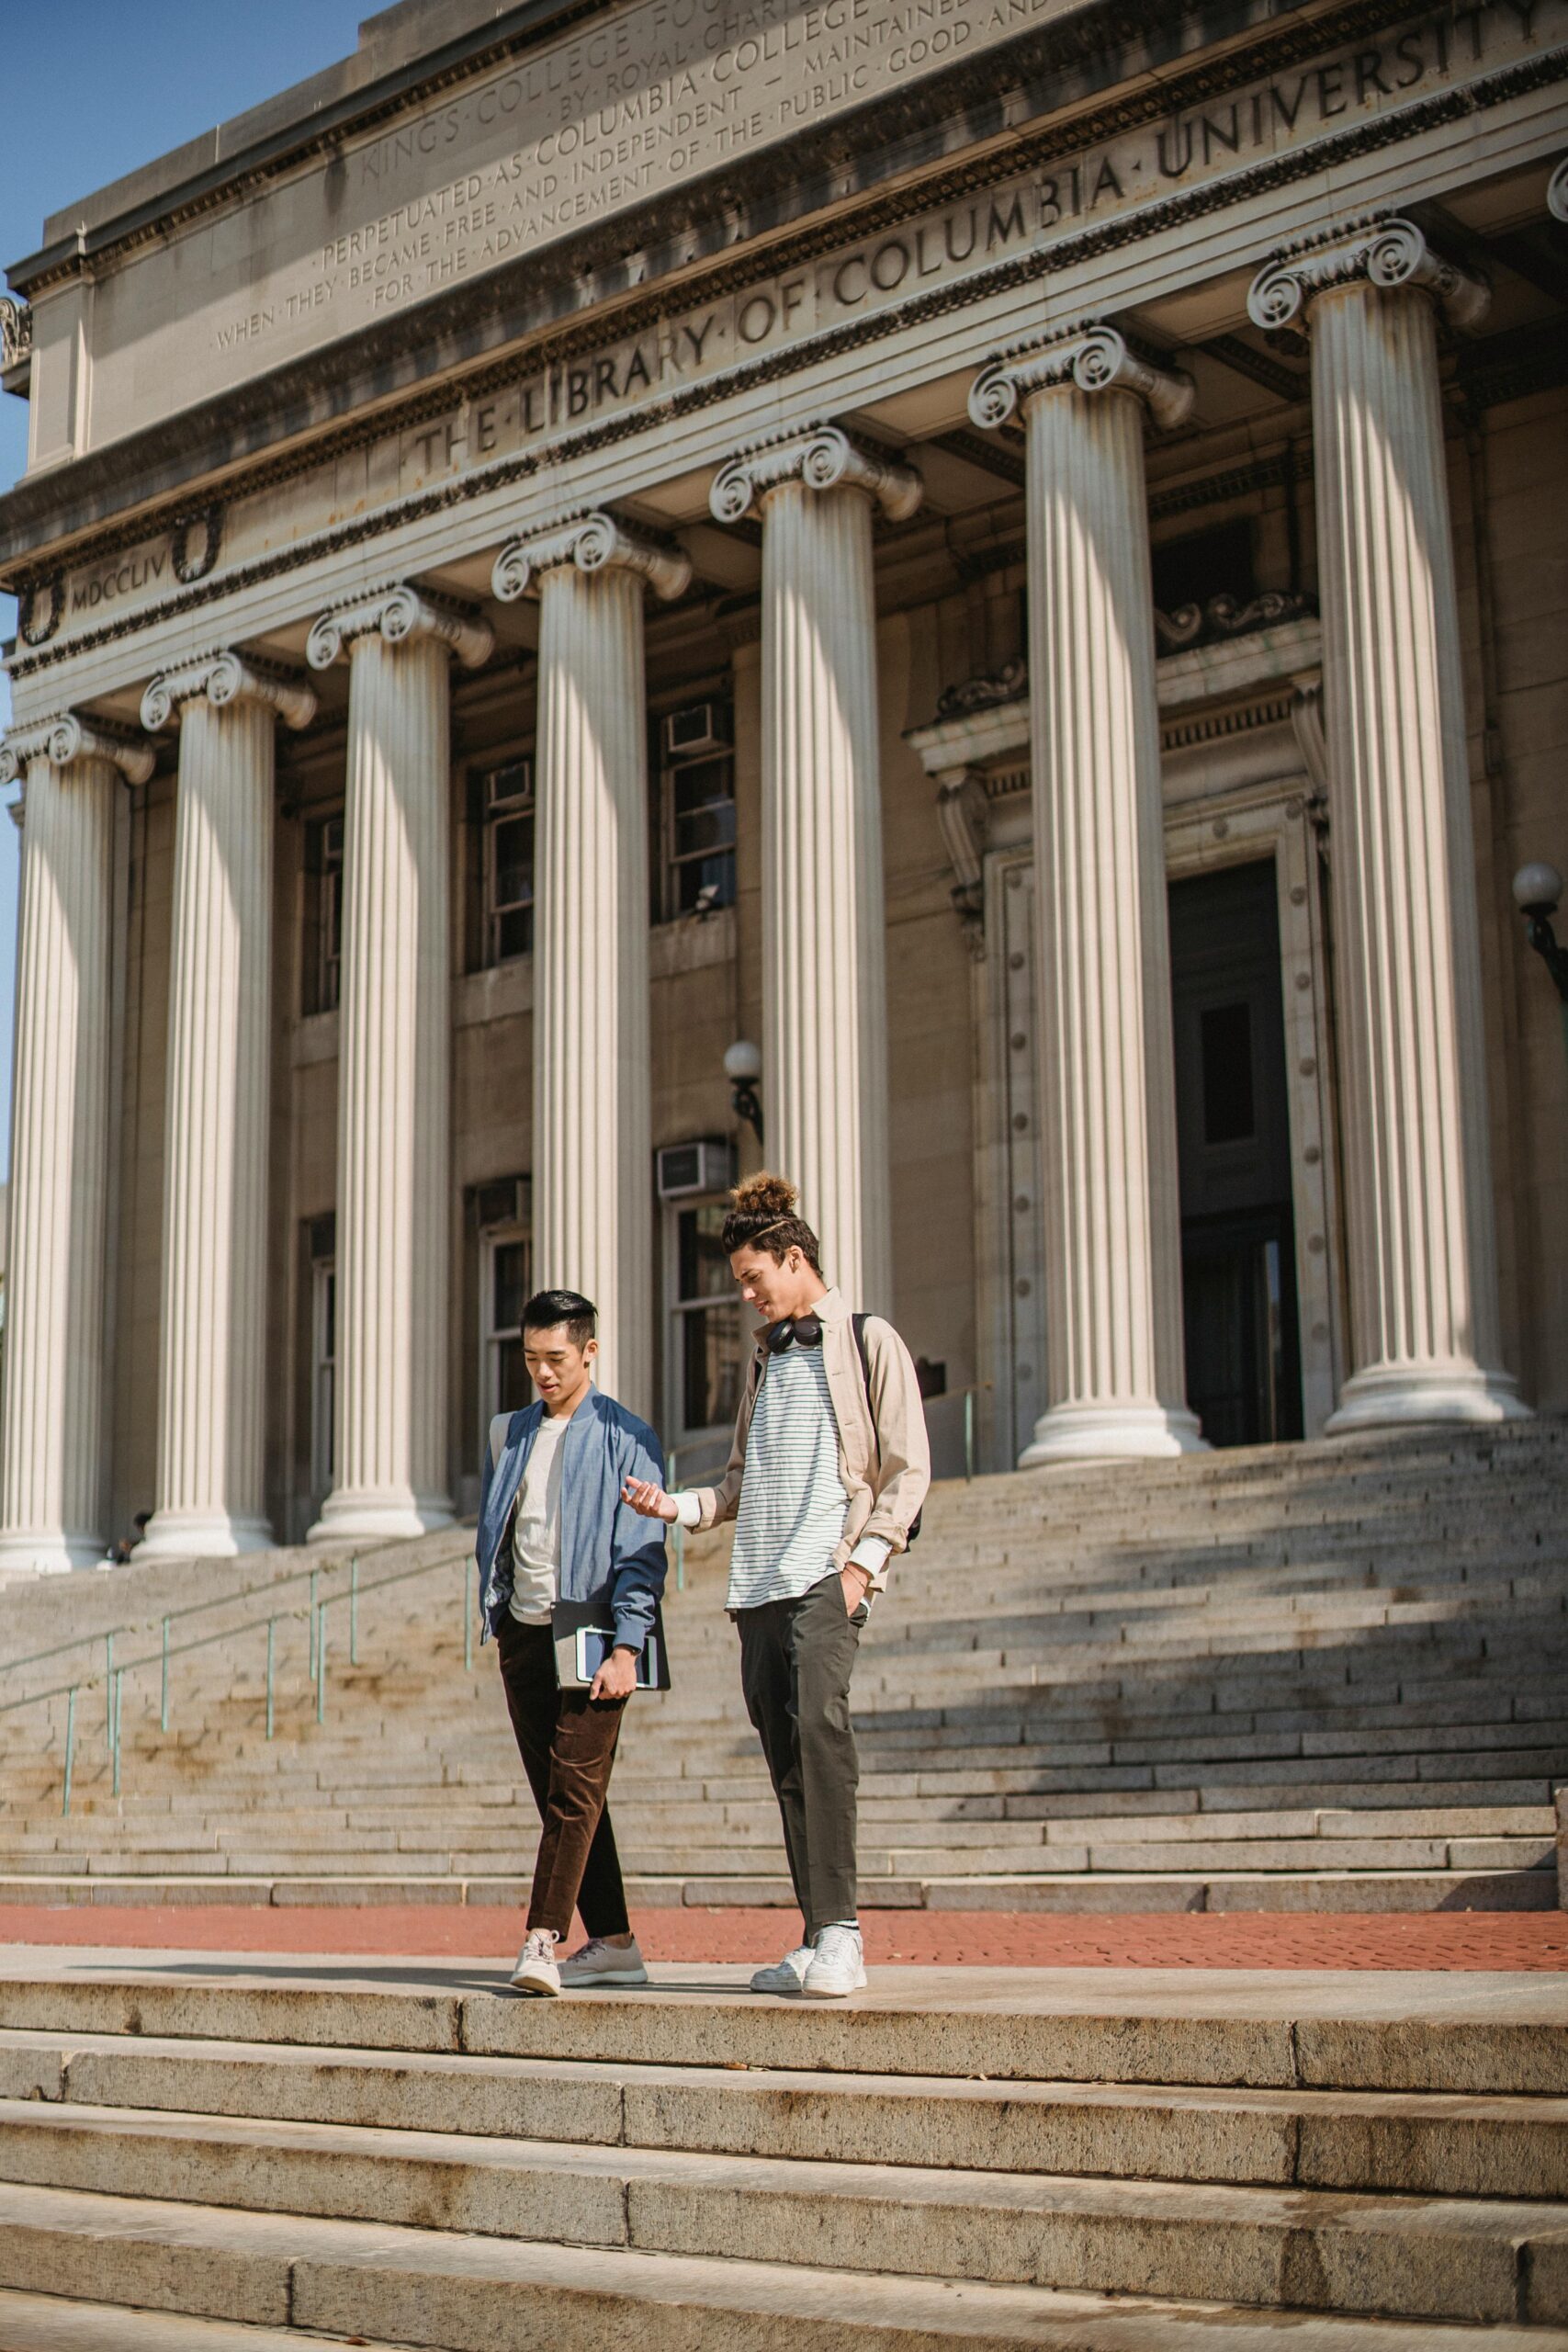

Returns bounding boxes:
[851,1309,922,1547]
[852,1310,873,1409]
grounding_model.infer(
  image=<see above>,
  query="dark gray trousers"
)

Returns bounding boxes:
[737,1569,868,1940]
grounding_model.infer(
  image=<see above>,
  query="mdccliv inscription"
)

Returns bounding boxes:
[76,0,1065,450]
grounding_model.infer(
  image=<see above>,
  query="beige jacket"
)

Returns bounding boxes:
[687,1287,931,1589]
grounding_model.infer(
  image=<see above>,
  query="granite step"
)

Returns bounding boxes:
[0,2290,418,2352]
[4,2025,1565,2199]
[5,2097,1568,2321]
[8,2188,1567,2352]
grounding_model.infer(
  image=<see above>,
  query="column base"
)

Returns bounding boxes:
[1020,1399,1210,1466]
[137,1509,275,1561]
[308,1488,455,1544]
[0,1529,107,1576]
[1325,1363,1532,1433]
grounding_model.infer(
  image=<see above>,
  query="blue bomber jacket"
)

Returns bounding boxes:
[476,1387,668,1652]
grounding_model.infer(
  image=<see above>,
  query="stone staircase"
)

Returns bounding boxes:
[0,1949,1566,2346]
[0,1420,1562,1914]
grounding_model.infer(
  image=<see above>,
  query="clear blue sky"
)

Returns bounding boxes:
[0,0,369,1175]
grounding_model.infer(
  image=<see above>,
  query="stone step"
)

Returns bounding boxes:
[6,1962,1564,2092]
[7,2185,1564,2352]
[4,2097,1565,2320]
[0,2289,419,2352]
[1,1864,1555,1912]
[5,2024,1565,2199]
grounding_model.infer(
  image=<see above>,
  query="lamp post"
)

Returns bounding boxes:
[1512,862,1568,1066]
[724,1039,764,1148]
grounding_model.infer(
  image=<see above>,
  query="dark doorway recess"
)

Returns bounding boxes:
[1168,859,1303,1448]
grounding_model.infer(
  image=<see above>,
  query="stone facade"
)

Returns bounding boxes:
[1,0,1565,1562]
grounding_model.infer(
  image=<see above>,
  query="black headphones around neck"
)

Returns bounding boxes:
[764,1313,824,1354]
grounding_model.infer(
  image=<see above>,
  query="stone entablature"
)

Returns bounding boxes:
[6,0,1564,658]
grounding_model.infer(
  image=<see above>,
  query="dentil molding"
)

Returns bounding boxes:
[1247,214,1490,334]
[709,424,923,526]
[141,650,316,734]
[0,710,154,788]
[306,582,493,673]
[968,323,1195,434]
[491,510,692,605]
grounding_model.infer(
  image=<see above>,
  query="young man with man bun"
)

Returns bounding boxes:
[625,1175,930,1997]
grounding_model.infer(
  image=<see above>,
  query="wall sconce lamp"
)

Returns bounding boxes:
[724,1038,764,1147]
[1513,862,1568,1064]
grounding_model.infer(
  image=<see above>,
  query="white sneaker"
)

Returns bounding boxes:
[749,1942,815,1995]
[801,1925,866,1998]
[558,1933,649,1988]
[509,1928,561,1996]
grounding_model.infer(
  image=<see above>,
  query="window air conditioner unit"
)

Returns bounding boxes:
[475,1176,529,1232]
[663,703,728,757]
[656,1139,737,1201]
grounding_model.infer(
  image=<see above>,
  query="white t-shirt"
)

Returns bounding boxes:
[507,1411,569,1625]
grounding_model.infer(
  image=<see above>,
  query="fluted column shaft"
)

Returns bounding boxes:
[139,653,312,1559]
[1021,384,1201,1458]
[304,596,480,1541]
[491,514,686,1417]
[709,431,919,1309]
[1310,279,1522,1424]
[533,563,653,1413]
[758,479,892,1310]
[329,631,450,1533]
[0,730,137,1570]
[966,328,1202,1463]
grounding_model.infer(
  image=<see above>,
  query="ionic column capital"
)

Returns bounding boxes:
[141,650,316,735]
[306,583,493,673]
[1549,158,1568,224]
[491,510,691,605]
[968,324,1194,435]
[1247,215,1490,334]
[0,710,154,788]
[709,424,922,526]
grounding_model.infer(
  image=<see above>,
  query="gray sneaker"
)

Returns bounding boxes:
[750,1941,815,1995]
[558,1933,649,1988]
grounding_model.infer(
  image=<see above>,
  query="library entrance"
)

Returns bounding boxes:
[1170,861,1303,1449]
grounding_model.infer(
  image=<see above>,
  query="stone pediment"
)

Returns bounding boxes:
[908,613,1325,784]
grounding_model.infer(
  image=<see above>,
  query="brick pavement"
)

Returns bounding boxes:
[0,1904,1563,1967]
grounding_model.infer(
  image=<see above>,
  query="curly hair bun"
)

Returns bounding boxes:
[730,1171,798,1219]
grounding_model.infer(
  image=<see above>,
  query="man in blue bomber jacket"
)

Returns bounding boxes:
[476,1288,667,1997]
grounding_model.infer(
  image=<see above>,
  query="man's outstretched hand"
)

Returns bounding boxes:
[623,1477,679,1522]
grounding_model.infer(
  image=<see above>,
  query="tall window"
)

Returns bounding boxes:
[304,812,344,1014]
[659,702,735,921]
[666,1202,744,1454]
[307,1215,336,1503]
[480,758,536,964]
[479,1206,533,1421]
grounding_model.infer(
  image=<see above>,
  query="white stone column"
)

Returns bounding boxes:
[0,714,152,1571]
[709,427,919,1311]
[492,514,689,1419]
[136,653,316,1558]
[305,586,492,1539]
[970,327,1205,1462]
[1249,220,1527,1427]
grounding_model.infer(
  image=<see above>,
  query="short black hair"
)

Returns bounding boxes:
[523,1289,597,1349]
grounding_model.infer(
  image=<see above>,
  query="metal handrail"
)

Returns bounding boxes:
[0,1527,469,1690]
[0,1542,479,1818]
